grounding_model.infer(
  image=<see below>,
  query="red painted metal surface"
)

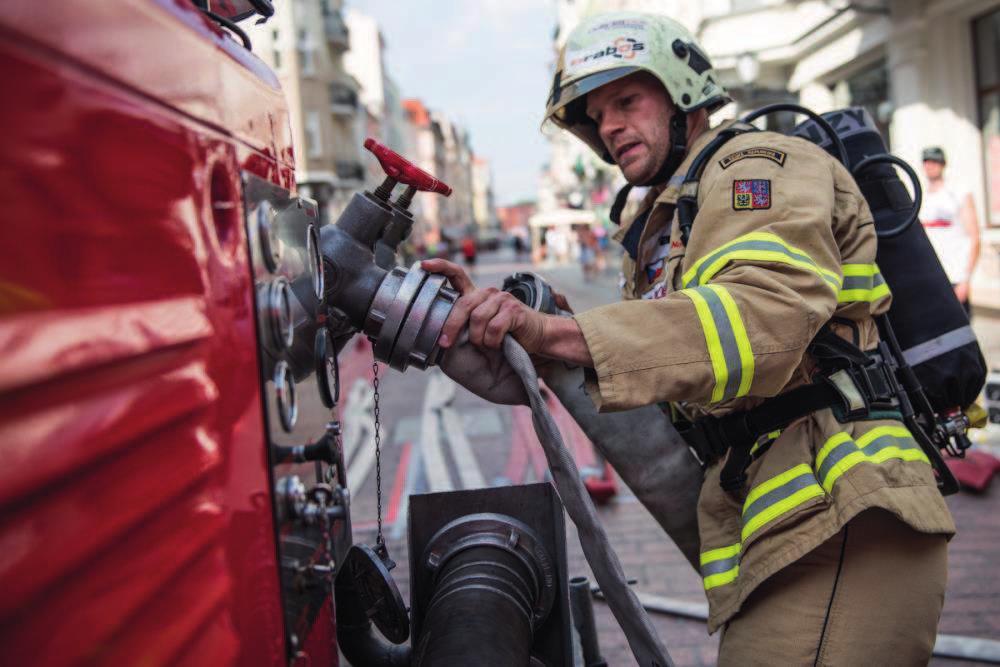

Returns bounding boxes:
[0,1,327,665]
[363,137,452,196]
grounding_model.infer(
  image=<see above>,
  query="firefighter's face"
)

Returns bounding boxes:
[586,72,674,184]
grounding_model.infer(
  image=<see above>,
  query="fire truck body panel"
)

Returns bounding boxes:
[0,1,324,664]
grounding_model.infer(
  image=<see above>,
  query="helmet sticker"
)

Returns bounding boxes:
[565,37,649,76]
[564,21,651,79]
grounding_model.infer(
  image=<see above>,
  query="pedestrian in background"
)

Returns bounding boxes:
[460,235,477,275]
[577,225,598,281]
[921,146,981,314]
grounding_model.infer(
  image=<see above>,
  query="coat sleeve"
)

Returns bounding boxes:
[574,138,844,411]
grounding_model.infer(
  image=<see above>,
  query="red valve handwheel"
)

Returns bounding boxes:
[363,138,452,196]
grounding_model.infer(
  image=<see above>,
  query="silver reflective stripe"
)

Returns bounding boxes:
[841,272,885,291]
[697,286,743,401]
[701,554,739,578]
[816,432,920,485]
[742,468,818,526]
[687,240,838,289]
[902,325,978,367]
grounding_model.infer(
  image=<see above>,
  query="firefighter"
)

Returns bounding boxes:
[425,11,954,665]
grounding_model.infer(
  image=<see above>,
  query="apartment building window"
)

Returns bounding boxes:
[974,8,1000,225]
[298,28,315,76]
[305,112,322,158]
[831,59,891,143]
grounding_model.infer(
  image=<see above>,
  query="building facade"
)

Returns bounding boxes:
[471,156,499,231]
[343,9,410,191]
[247,0,364,223]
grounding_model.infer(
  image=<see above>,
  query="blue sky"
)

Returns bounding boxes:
[351,0,557,205]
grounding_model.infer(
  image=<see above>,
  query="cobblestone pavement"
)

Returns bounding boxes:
[335,249,1000,666]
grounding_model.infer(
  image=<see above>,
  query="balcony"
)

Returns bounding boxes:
[329,83,357,115]
[323,10,349,51]
[335,160,365,184]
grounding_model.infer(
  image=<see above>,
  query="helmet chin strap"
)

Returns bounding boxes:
[639,110,688,187]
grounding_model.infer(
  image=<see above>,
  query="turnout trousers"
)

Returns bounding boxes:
[717,508,948,666]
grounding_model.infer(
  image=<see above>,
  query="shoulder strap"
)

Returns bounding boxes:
[677,123,757,246]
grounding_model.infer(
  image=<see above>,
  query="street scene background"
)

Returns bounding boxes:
[248,0,1000,664]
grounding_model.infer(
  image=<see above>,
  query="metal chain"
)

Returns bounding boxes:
[372,359,384,548]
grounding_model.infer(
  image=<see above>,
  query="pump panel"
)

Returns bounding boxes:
[243,172,350,660]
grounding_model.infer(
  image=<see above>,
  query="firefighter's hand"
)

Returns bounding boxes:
[422,259,548,354]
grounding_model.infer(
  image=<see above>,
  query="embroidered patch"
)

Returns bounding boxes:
[719,147,787,170]
[733,179,771,210]
[642,283,668,300]
[645,258,665,283]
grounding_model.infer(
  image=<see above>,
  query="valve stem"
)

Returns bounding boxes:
[395,186,417,210]
[373,176,398,202]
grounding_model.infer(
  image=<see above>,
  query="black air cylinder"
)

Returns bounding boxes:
[794,107,987,411]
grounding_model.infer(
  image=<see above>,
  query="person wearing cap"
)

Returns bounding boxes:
[425,12,953,664]
[921,146,981,314]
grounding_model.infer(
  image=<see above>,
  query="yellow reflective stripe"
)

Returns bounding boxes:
[838,283,891,303]
[700,543,741,565]
[742,463,825,542]
[749,429,782,457]
[819,450,868,494]
[743,462,813,508]
[709,284,755,398]
[742,489,825,542]
[841,263,878,277]
[704,566,739,590]
[856,424,912,446]
[815,431,852,472]
[838,263,891,303]
[816,425,931,493]
[683,288,729,403]
[700,543,741,590]
[681,231,842,291]
[822,447,928,493]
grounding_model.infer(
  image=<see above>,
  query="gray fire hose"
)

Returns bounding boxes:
[537,360,702,569]
[500,335,673,667]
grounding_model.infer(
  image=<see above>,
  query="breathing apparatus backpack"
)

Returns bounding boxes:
[669,104,987,495]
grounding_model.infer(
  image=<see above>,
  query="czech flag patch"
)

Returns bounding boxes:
[733,179,771,210]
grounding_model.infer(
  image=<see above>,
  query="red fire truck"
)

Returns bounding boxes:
[0,2,575,665]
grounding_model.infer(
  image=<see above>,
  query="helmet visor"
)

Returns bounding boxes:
[544,66,642,130]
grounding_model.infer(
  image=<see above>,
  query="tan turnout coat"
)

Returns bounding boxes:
[574,122,955,632]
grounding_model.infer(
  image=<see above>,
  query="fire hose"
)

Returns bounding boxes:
[500,334,674,667]
[317,139,679,664]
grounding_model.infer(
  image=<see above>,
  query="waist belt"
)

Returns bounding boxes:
[678,355,900,492]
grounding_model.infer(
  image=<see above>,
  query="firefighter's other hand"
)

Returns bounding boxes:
[422,259,548,354]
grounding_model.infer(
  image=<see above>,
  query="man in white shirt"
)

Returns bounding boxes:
[920,146,981,313]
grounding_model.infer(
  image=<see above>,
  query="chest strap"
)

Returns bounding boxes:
[677,328,900,492]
